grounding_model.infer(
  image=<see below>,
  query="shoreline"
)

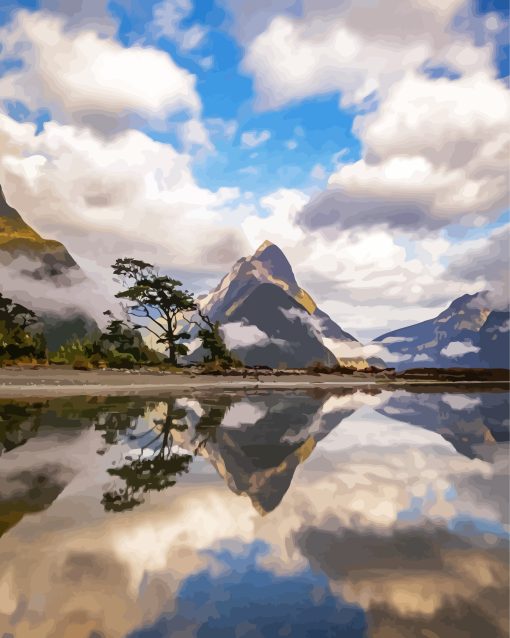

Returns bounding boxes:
[0,367,508,398]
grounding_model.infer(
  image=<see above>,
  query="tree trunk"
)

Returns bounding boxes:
[167,344,177,366]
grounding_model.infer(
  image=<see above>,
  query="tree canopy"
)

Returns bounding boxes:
[0,293,45,363]
[112,258,196,365]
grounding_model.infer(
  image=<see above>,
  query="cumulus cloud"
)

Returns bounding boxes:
[240,0,495,109]
[227,0,509,341]
[0,10,201,130]
[298,72,510,233]
[446,226,510,309]
[440,340,480,358]
[0,113,250,291]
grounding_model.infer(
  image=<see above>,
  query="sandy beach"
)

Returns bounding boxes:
[0,366,507,398]
[0,366,382,397]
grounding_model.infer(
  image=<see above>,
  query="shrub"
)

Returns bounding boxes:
[72,356,92,370]
[107,350,137,369]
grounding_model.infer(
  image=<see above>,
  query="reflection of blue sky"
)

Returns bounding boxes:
[129,541,367,638]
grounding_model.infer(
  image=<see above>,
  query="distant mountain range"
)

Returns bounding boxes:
[1,185,508,368]
[373,292,509,370]
[0,185,97,349]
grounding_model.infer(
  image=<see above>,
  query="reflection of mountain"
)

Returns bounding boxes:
[0,397,144,533]
[193,391,357,514]
[194,240,365,368]
[0,185,97,349]
[376,389,509,460]
[0,463,73,537]
[374,292,510,370]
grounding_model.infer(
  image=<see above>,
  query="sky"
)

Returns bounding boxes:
[0,0,508,340]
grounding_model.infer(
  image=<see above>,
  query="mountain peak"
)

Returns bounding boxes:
[250,240,298,288]
[254,239,275,254]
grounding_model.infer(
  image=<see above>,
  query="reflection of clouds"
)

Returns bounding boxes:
[256,407,508,633]
[0,389,507,637]
[441,393,481,411]
[221,400,267,429]
[0,486,258,638]
[297,525,508,618]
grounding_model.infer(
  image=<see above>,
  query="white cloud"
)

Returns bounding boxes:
[152,0,208,52]
[0,10,201,128]
[442,394,481,411]
[241,0,495,110]
[240,129,271,148]
[285,139,298,150]
[198,55,214,70]
[178,118,213,151]
[414,353,433,362]
[379,336,415,345]
[446,226,510,309]
[440,340,481,358]
[488,320,510,334]
[298,72,509,234]
[0,113,249,292]
[221,322,270,349]
[206,118,238,141]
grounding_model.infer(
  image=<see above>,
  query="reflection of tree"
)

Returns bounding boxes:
[191,396,231,455]
[0,401,43,455]
[95,409,142,450]
[101,400,192,512]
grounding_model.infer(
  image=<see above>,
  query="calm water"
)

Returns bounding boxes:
[0,387,508,638]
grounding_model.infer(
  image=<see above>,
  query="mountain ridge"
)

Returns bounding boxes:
[373,291,509,369]
[0,184,98,349]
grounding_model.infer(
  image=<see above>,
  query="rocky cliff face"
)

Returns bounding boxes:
[0,185,97,349]
[373,291,509,370]
[195,240,365,368]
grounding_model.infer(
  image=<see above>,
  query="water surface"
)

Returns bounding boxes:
[0,386,508,637]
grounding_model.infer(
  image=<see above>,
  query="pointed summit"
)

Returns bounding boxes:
[194,241,364,368]
[254,239,275,254]
[250,240,298,290]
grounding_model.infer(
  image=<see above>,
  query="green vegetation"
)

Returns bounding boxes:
[112,258,196,365]
[49,311,162,369]
[0,293,46,365]
[0,257,235,370]
[111,257,234,368]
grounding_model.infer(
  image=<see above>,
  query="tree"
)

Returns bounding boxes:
[0,293,37,331]
[0,293,45,362]
[194,308,234,368]
[111,259,196,365]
